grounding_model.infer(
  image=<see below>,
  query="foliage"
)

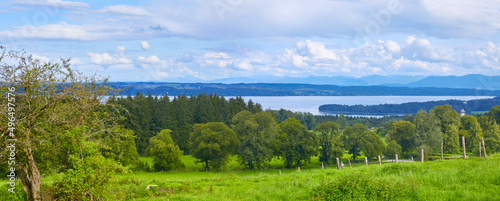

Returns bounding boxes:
[111,93,259,155]
[443,124,460,155]
[311,173,406,200]
[413,110,442,156]
[336,114,348,130]
[461,115,483,154]
[190,122,240,170]
[314,121,343,164]
[484,122,500,154]
[384,140,402,159]
[361,130,386,159]
[341,123,369,160]
[275,118,319,168]
[100,125,140,167]
[52,155,119,200]
[146,129,185,171]
[386,120,416,154]
[0,46,116,201]
[231,111,277,169]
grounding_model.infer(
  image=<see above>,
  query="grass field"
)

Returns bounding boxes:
[3,154,499,200]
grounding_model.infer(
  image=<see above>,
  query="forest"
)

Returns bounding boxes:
[319,97,500,115]
[1,47,500,200]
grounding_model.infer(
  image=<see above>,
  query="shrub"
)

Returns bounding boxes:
[52,155,119,200]
[311,173,405,200]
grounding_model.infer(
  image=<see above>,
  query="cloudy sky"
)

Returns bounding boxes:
[1,0,500,81]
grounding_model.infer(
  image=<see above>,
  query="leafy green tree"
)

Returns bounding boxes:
[430,105,460,134]
[100,126,140,167]
[190,122,240,170]
[275,118,319,168]
[443,124,460,155]
[231,111,277,169]
[361,130,386,159]
[386,121,416,154]
[413,110,442,155]
[342,123,368,160]
[337,114,348,130]
[0,46,116,201]
[461,115,483,154]
[487,105,500,124]
[483,122,500,154]
[146,129,185,171]
[314,121,343,164]
[384,140,402,159]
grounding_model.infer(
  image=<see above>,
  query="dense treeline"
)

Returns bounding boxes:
[105,92,500,173]
[319,97,500,115]
[107,93,263,155]
[111,82,500,96]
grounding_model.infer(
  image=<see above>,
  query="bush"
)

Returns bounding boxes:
[311,173,405,200]
[52,156,119,200]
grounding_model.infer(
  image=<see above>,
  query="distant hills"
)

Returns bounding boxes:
[179,74,500,90]
[112,82,500,97]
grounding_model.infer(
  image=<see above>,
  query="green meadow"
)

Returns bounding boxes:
[3,153,497,201]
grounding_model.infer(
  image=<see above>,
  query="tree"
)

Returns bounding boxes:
[461,115,483,154]
[384,140,402,159]
[443,124,460,155]
[314,121,343,164]
[413,110,442,155]
[231,111,277,169]
[337,114,348,130]
[190,122,240,170]
[361,130,385,159]
[100,126,140,167]
[487,105,500,124]
[342,123,368,160]
[275,118,319,168]
[0,46,117,200]
[146,129,185,171]
[386,121,416,154]
[430,105,460,134]
[483,122,500,154]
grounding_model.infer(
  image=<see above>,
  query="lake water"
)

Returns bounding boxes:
[232,96,495,116]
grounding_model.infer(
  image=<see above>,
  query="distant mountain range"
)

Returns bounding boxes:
[166,74,500,90]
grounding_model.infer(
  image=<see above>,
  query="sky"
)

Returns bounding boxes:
[1,0,500,82]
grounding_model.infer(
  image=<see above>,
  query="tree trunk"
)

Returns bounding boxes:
[20,146,42,201]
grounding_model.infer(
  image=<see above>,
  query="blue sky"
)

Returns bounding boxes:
[1,0,500,81]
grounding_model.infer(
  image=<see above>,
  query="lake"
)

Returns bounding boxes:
[232,96,495,116]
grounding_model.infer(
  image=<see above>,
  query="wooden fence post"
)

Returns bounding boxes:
[378,155,381,165]
[462,136,466,159]
[348,158,352,168]
[365,157,368,166]
[421,149,424,163]
[396,154,398,163]
[479,142,482,158]
[298,167,300,172]
[411,156,413,162]
[336,158,340,170]
[482,137,487,158]
[322,162,324,169]
[441,142,444,160]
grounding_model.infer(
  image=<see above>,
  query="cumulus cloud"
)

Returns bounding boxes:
[87,52,131,66]
[141,41,150,51]
[137,55,161,64]
[117,46,125,52]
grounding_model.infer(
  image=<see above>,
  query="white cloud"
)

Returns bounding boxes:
[13,0,89,9]
[100,5,150,16]
[117,46,125,52]
[141,41,150,51]
[137,55,161,64]
[87,52,131,65]
[204,52,230,59]
[32,53,50,63]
